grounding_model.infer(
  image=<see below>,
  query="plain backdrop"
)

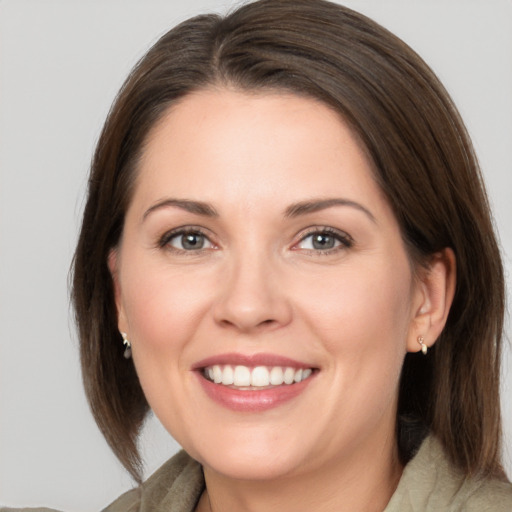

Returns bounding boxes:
[0,0,511,510]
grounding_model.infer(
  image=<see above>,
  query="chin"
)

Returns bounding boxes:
[182,429,311,481]
[201,449,306,481]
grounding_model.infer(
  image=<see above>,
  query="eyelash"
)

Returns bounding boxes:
[158,227,215,255]
[294,227,354,255]
[157,226,353,255]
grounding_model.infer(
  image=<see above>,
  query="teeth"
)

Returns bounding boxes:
[203,364,314,387]
[212,365,222,384]
[270,366,284,385]
[251,366,269,386]
[233,365,251,386]
[283,367,295,384]
[221,365,234,385]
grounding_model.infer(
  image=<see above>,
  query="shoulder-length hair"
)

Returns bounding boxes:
[72,0,505,482]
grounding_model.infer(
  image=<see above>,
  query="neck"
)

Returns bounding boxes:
[197,432,402,512]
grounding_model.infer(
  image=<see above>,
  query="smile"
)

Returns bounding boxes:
[194,353,318,412]
[203,364,313,388]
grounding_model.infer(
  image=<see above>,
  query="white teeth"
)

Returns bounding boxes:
[233,365,251,386]
[251,366,270,387]
[212,365,222,384]
[221,365,234,385]
[204,364,314,387]
[283,367,295,384]
[270,366,284,385]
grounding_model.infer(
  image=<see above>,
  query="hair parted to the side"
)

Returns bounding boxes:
[71,0,506,482]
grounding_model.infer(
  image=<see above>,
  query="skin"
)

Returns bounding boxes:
[110,89,455,512]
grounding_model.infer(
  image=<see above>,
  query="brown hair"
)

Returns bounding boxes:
[72,0,505,482]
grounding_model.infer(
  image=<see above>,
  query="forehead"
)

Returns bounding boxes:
[133,88,387,214]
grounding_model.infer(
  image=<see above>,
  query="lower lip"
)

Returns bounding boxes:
[196,372,315,412]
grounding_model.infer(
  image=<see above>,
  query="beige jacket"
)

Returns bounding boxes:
[103,435,512,512]
[3,436,512,511]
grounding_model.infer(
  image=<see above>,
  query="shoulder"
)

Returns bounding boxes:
[2,452,203,512]
[386,435,512,512]
[103,450,204,512]
[462,477,512,511]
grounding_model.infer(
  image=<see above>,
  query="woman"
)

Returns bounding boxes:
[4,0,511,510]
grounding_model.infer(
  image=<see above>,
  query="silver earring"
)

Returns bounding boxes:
[418,335,428,355]
[121,332,132,359]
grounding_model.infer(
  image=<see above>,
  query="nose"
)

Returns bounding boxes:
[212,251,293,334]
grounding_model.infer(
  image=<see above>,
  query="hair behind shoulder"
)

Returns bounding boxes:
[71,0,506,482]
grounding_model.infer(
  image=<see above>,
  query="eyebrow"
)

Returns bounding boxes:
[142,197,376,223]
[143,198,219,220]
[284,198,376,223]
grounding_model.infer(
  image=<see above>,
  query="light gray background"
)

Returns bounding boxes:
[0,0,511,510]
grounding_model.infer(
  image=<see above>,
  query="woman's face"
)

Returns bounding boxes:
[111,89,426,481]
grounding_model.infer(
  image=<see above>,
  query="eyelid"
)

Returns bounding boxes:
[156,224,352,255]
[158,225,217,251]
[293,226,354,252]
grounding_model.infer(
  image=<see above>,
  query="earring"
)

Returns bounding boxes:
[121,332,132,359]
[417,335,428,355]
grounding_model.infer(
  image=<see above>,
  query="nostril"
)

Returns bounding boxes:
[213,287,293,332]
[218,317,277,330]
[256,318,277,328]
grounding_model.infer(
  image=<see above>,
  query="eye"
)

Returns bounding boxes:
[161,229,214,251]
[295,228,353,252]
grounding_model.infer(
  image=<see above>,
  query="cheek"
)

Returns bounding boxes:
[295,255,413,381]
[118,258,217,433]
[313,261,410,336]
[310,261,413,427]
[119,256,215,359]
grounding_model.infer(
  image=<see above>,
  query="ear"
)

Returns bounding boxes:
[407,248,456,353]
[108,248,129,334]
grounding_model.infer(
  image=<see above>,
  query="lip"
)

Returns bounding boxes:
[192,352,317,412]
[192,352,312,370]
[196,372,315,412]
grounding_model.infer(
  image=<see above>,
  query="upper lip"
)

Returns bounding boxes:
[192,352,315,370]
